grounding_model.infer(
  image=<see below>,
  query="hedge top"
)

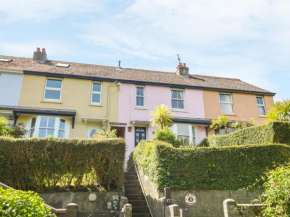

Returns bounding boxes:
[199,121,290,147]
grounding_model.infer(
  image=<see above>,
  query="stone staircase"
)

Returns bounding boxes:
[124,172,151,217]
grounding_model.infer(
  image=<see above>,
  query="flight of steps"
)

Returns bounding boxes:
[124,172,151,217]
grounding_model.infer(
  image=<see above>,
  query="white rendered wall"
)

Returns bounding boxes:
[0,72,23,106]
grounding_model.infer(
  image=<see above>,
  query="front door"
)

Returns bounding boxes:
[135,127,146,146]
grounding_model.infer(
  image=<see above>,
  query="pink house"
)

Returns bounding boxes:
[118,64,209,164]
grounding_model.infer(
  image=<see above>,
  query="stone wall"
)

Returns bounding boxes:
[137,170,263,217]
[40,192,127,217]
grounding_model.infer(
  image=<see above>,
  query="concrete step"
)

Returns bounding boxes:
[126,194,145,200]
[124,172,137,176]
[130,200,147,207]
[132,206,150,213]
[125,188,143,195]
[124,175,138,181]
[125,180,140,185]
[124,184,142,190]
[132,214,151,217]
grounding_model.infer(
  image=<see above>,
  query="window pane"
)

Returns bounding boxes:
[47,79,62,88]
[48,118,55,128]
[40,117,48,128]
[93,83,101,92]
[136,87,144,96]
[171,90,177,98]
[177,91,184,99]
[258,106,266,116]
[90,129,97,138]
[30,129,35,138]
[177,125,189,135]
[92,93,101,103]
[58,130,65,138]
[220,94,232,102]
[45,90,61,100]
[256,97,263,105]
[39,129,46,138]
[59,119,65,130]
[192,126,196,137]
[136,97,144,106]
[221,103,234,114]
[177,100,184,109]
[31,118,36,128]
[172,99,178,108]
[47,129,54,137]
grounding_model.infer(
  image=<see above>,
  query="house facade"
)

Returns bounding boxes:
[0,49,276,164]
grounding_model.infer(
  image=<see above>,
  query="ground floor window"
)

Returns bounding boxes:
[28,116,69,138]
[215,127,236,135]
[172,124,197,146]
[135,127,146,146]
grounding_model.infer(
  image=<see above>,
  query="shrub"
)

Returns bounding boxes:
[0,137,125,191]
[153,128,182,148]
[260,163,290,217]
[0,187,55,217]
[92,128,117,140]
[0,117,27,138]
[134,140,290,190]
[198,121,290,147]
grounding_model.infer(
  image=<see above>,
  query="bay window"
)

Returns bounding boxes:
[173,124,197,146]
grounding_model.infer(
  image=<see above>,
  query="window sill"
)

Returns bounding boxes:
[222,113,237,116]
[135,107,147,110]
[172,109,188,113]
[259,115,267,118]
[40,100,63,104]
[89,104,103,107]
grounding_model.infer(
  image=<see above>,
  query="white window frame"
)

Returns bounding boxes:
[172,124,197,146]
[256,96,266,116]
[171,89,185,110]
[43,78,63,101]
[91,82,102,104]
[26,116,70,138]
[135,86,145,107]
[219,93,234,114]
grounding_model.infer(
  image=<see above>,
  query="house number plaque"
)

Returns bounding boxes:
[185,194,196,205]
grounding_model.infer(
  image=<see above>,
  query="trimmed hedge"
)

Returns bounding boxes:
[0,137,125,191]
[0,187,55,217]
[134,140,290,190]
[199,121,290,147]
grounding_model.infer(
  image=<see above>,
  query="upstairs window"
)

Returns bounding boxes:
[256,96,266,116]
[91,83,102,104]
[136,86,145,107]
[44,79,62,101]
[171,90,185,109]
[219,93,234,114]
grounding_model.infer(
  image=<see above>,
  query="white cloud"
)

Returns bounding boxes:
[0,0,104,23]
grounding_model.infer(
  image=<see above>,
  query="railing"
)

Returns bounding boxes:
[0,182,78,217]
[223,198,264,217]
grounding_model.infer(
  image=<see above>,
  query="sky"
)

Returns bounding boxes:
[0,0,289,100]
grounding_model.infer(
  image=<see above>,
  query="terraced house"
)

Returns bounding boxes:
[0,48,275,162]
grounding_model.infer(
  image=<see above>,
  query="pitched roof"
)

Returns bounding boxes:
[0,55,275,95]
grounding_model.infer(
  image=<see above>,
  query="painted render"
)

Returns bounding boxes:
[118,83,207,162]
[0,70,23,106]
[18,74,119,138]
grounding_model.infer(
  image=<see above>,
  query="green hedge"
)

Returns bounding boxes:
[199,121,290,147]
[0,137,125,191]
[134,140,290,190]
[0,187,55,217]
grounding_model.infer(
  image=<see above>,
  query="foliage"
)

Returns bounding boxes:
[267,99,290,122]
[260,163,290,217]
[230,118,255,130]
[92,128,117,140]
[198,121,290,147]
[134,140,290,190]
[0,117,27,138]
[0,137,125,191]
[153,128,182,148]
[209,115,230,132]
[150,104,173,129]
[0,187,55,217]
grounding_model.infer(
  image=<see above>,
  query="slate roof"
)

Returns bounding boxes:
[0,55,275,95]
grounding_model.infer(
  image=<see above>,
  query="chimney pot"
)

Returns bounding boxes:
[37,47,40,52]
[42,48,46,53]
[183,63,186,67]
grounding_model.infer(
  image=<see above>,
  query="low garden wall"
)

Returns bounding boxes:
[0,137,126,191]
[199,121,290,147]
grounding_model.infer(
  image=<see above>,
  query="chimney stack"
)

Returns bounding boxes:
[33,47,47,63]
[176,62,189,77]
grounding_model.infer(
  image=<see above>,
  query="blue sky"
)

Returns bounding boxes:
[0,0,289,100]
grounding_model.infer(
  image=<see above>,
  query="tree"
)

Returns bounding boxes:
[267,99,290,121]
[209,115,230,133]
[0,117,27,138]
[260,163,290,217]
[150,104,173,129]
